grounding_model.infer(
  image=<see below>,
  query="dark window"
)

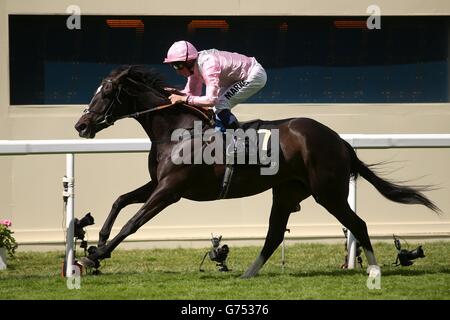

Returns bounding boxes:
[9,15,449,104]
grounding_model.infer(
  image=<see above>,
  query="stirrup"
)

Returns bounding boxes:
[219,165,234,199]
[226,136,245,156]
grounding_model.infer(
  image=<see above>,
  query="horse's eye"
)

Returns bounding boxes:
[83,108,90,114]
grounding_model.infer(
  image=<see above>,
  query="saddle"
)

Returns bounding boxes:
[179,104,274,199]
[181,103,215,127]
[217,127,275,199]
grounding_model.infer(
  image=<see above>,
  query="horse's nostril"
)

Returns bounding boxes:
[76,123,87,132]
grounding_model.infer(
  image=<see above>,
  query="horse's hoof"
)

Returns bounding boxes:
[79,257,100,269]
[87,246,98,255]
[240,271,256,279]
[88,246,111,259]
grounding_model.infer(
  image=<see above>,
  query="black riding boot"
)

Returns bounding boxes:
[216,109,241,131]
[216,110,242,198]
[216,109,245,154]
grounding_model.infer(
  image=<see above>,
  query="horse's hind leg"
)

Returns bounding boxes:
[318,195,378,272]
[241,202,290,279]
[242,181,309,278]
[98,180,157,247]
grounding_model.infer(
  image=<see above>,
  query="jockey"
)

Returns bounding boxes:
[163,40,267,132]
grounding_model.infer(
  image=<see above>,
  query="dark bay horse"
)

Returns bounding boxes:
[74,65,439,278]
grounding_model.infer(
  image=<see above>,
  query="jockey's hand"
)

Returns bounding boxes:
[169,94,187,104]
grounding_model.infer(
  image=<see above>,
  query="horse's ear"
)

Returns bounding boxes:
[103,67,131,94]
[122,77,143,95]
[112,66,132,84]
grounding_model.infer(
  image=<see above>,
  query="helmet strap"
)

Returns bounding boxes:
[186,60,195,75]
[184,41,189,62]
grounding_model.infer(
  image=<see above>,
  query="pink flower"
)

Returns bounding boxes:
[0,219,12,227]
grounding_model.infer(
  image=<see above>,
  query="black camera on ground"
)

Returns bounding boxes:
[393,235,425,266]
[209,237,229,264]
[63,213,96,276]
[74,213,95,251]
[199,234,230,272]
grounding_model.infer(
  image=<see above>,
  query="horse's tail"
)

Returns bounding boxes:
[343,140,440,213]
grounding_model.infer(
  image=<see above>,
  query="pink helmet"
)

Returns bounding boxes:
[163,41,198,63]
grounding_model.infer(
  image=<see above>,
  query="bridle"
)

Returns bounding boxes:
[83,77,213,129]
[83,78,173,127]
[83,80,124,126]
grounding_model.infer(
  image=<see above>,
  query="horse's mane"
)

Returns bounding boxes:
[109,65,168,97]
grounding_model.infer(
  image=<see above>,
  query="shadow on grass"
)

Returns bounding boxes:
[74,267,246,281]
[198,273,242,280]
[281,269,362,278]
[4,267,447,285]
[0,273,61,281]
[83,269,210,278]
[282,266,450,278]
[381,267,450,276]
[61,263,450,280]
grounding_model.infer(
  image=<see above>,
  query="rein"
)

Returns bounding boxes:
[114,102,214,129]
[84,76,215,143]
[114,102,174,121]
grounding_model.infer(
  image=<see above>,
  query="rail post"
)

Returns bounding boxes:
[347,177,358,269]
[64,153,75,278]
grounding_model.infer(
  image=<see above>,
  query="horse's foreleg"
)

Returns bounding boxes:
[80,182,181,266]
[98,180,157,247]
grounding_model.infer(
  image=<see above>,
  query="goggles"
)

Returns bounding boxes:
[171,62,186,70]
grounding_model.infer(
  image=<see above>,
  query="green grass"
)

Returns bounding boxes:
[0,242,449,300]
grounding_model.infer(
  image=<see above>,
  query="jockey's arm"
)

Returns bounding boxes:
[183,56,220,108]
[168,75,202,105]
[185,84,219,108]
[169,88,218,107]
